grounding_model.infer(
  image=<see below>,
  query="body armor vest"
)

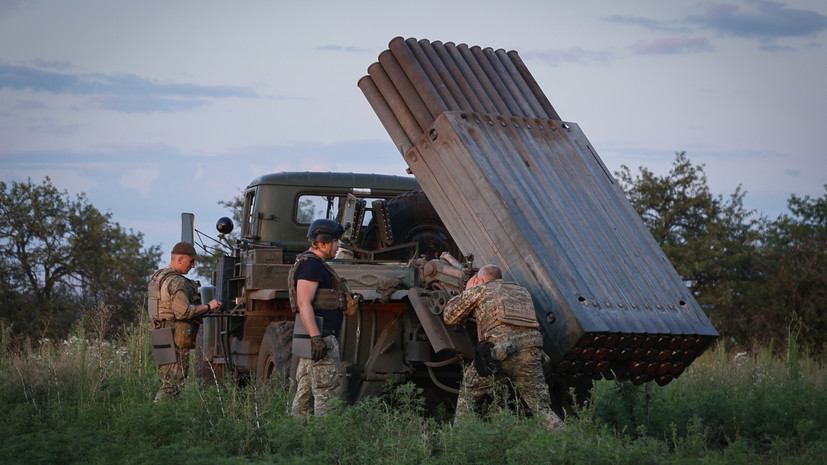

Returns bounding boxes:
[287,252,350,313]
[477,280,540,338]
[147,267,200,323]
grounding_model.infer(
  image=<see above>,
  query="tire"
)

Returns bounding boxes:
[256,320,295,389]
[361,190,460,260]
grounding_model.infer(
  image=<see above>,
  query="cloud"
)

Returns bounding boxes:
[26,122,81,136]
[604,15,691,33]
[88,95,211,113]
[30,58,73,71]
[0,168,98,196]
[0,0,25,17]
[13,99,47,111]
[118,165,160,198]
[629,37,715,55]
[317,44,370,53]
[521,47,614,67]
[687,0,827,40]
[0,62,258,113]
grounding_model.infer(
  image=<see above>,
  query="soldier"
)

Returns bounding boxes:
[289,219,348,417]
[149,241,222,402]
[443,264,564,431]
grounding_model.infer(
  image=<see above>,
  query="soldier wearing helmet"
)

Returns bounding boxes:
[149,241,223,402]
[289,219,347,417]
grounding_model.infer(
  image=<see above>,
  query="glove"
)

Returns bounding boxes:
[473,341,500,377]
[310,335,327,362]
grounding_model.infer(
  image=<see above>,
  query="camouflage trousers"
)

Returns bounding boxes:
[291,335,342,417]
[455,343,564,432]
[154,345,190,403]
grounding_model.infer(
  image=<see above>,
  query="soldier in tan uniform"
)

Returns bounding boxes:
[443,264,564,431]
[149,242,222,402]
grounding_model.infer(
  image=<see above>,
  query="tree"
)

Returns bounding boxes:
[615,152,763,347]
[0,178,162,340]
[756,187,827,354]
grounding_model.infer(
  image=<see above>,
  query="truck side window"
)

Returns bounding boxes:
[296,195,329,224]
[243,191,258,239]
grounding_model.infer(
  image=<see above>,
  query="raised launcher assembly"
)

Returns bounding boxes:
[359,37,718,386]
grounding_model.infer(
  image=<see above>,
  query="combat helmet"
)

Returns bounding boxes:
[307,219,344,243]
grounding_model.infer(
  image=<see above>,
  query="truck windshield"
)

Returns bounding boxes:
[296,194,383,228]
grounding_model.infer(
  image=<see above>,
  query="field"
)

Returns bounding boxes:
[1,323,825,465]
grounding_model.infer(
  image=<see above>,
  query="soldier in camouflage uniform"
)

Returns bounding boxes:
[290,219,347,417]
[150,242,222,403]
[443,264,564,431]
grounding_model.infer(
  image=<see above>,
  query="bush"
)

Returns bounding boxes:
[0,315,825,464]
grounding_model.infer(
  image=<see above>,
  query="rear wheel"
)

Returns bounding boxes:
[256,320,295,389]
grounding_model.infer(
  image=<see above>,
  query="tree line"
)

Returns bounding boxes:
[1,153,825,355]
[0,178,161,341]
[616,152,826,355]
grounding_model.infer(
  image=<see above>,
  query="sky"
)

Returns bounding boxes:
[1,0,826,264]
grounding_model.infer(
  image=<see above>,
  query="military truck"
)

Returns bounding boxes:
[191,37,718,412]
[193,171,477,405]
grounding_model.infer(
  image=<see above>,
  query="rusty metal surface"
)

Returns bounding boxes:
[360,38,718,385]
[359,37,560,155]
[408,112,718,368]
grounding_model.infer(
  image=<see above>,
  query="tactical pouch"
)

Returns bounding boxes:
[173,321,196,349]
[345,292,363,317]
[292,315,324,359]
[150,327,177,365]
[147,279,161,323]
[473,341,500,377]
[312,289,342,310]
[490,341,517,361]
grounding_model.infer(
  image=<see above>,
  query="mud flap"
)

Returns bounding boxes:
[291,315,324,359]
[150,327,177,365]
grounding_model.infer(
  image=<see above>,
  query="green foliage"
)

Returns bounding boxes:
[616,153,827,355]
[0,177,162,340]
[590,342,827,459]
[1,326,825,464]
[615,152,762,341]
[754,189,827,354]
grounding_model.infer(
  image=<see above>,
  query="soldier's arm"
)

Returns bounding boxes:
[443,286,484,325]
[170,290,200,320]
[296,279,321,337]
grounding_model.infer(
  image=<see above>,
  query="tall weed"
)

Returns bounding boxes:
[590,338,827,456]
[1,309,825,464]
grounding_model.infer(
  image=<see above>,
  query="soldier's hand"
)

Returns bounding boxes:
[310,335,326,362]
[466,275,482,289]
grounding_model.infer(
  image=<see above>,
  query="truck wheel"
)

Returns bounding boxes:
[256,320,295,389]
[362,190,460,259]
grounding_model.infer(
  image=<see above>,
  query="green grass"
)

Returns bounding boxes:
[1,321,825,464]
